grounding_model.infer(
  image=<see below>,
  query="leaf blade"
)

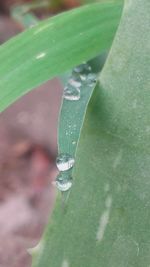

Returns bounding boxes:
[0,1,122,112]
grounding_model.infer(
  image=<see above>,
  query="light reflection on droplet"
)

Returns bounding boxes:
[68,78,82,88]
[56,174,72,192]
[56,153,75,171]
[63,85,80,101]
[74,63,91,73]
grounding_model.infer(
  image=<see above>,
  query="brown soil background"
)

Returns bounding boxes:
[0,8,64,266]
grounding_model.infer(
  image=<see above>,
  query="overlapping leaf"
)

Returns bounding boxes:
[0,1,122,112]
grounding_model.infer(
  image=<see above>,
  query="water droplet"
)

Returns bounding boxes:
[80,74,87,81]
[63,85,80,101]
[86,73,97,86]
[68,78,81,88]
[56,153,75,171]
[56,174,72,192]
[74,63,91,73]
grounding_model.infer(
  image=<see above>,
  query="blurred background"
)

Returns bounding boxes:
[0,0,85,266]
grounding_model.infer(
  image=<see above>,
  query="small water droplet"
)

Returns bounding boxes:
[56,174,72,192]
[74,63,91,73]
[86,73,97,86]
[63,85,80,101]
[80,74,87,81]
[68,78,82,88]
[56,153,75,171]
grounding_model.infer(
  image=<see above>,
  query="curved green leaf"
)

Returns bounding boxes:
[0,1,122,112]
[58,53,107,159]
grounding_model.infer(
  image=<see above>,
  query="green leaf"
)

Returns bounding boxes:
[53,55,106,210]
[32,0,150,266]
[58,53,107,159]
[0,1,122,112]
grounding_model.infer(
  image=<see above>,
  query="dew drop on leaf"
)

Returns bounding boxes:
[63,85,80,101]
[68,78,82,88]
[56,173,72,192]
[56,153,75,171]
[79,74,87,81]
[74,63,91,73]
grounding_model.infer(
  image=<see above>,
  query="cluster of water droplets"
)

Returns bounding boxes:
[55,153,75,192]
[55,63,97,192]
[63,62,97,101]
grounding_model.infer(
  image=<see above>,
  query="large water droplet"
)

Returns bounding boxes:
[56,174,72,192]
[63,85,80,101]
[56,153,75,171]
